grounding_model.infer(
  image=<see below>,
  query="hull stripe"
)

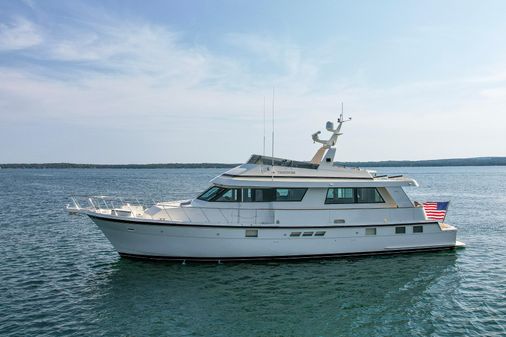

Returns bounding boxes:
[88,213,438,229]
[221,173,373,180]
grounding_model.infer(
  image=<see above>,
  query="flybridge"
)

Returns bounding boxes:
[247,111,353,172]
[215,111,422,185]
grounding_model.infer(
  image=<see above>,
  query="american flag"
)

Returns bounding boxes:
[423,201,449,222]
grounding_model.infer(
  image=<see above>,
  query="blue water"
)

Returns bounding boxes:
[0,167,505,336]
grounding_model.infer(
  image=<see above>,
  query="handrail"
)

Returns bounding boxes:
[69,195,407,212]
[68,194,417,225]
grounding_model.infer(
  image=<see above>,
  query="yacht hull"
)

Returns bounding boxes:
[88,214,459,261]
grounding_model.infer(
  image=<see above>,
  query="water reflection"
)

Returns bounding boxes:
[90,252,459,336]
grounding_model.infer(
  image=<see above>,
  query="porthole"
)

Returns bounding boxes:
[365,228,376,235]
[245,229,258,237]
[395,226,406,234]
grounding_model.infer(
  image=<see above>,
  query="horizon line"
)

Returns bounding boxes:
[1,156,505,168]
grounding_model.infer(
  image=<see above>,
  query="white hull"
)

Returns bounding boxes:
[88,214,459,261]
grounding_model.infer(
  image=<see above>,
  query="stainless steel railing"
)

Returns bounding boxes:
[67,195,277,225]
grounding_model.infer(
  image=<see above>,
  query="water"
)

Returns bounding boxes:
[0,167,505,336]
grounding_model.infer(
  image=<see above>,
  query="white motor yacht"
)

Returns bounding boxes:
[67,115,464,261]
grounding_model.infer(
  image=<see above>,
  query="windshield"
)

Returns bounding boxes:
[197,187,240,202]
[197,186,224,201]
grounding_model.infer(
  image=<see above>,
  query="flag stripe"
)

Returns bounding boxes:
[422,201,449,222]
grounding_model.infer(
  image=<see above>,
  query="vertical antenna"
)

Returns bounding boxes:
[263,96,266,157]
[271,87,275,178]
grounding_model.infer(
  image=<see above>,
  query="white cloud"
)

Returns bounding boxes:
[480,87,506,100]
[226,33,292,65]
[0,11,505,163]
[0,17,42,50]
[224,33,322,92]
[40,21,230,89]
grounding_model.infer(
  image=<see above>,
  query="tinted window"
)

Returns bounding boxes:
[242,188,253,202]
[356,188,384,203]
[326,188,384,204]
[365,228,376,235]
[395,226,406,234]
[245,229,258,237]
[275,188,307,201]
[214,188,241,202]
[242,188,272,202]
[242,188,307,202]
[254,189,275,202]
[325,188,355,204]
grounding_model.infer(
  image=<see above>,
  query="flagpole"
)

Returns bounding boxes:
[442,201,450,223]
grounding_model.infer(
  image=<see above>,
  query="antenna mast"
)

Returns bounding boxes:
[310,102,352,164]
[312,101,351,147]
[263,96,266,157]
[271,88,275,178]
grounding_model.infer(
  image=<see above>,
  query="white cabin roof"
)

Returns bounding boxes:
[210,155,418,188]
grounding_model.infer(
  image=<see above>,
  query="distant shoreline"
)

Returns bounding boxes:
[1,157,505,169]
[0,163,238,169]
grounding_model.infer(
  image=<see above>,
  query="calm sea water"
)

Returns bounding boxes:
[0,167,505,336]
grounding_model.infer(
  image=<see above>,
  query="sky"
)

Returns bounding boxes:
[0,0,505,164]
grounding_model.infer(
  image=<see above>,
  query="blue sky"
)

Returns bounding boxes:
[0,0,505,163]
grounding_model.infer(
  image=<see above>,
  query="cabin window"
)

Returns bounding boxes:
[302,231,314,236]
[325,188,384,204]
[242,188,254,202]
[275,188,307,201]
[395,226,406,234]
[365,228,376,235]
[325,188,354,204]
[214,188,241,202]
[240,188,270,202]
[290,232,302,237]
[315,231,326,236]
[201,187,307,202]
[356,188,384,203]
[245,229,258,237]
[413,225,424,233]
[242,188,307,202]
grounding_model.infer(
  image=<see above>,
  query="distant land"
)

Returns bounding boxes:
[0,163,237,169]
[336,156,506,167]
[1,157,505,169]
